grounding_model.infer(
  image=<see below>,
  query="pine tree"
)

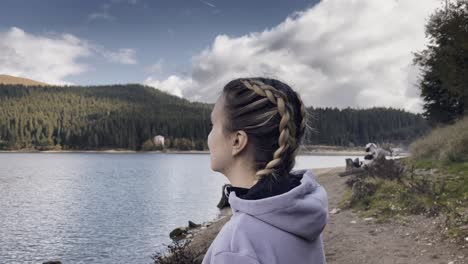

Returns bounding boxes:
[414,0,468,125]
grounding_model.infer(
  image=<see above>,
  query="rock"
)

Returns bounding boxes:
[200,226,207,230]
[330,208,341,214]
[186,234,193,238]
[43,261,62,264]
[188,220,201,228]
[217,184,231,209]
[350,220,357,224]
[169,226,188,239]
[364,217,374,222]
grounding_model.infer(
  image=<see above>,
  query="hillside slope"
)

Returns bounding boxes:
[0,74,49,86]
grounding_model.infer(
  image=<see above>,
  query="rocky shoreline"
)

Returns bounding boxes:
[0,149,208,154]
[161,207,233,263]
[0,144,376,155]
[0,149,372,156]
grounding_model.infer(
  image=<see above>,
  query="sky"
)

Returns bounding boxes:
[0,0,446,112]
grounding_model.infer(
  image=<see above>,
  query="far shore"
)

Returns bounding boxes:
[0,148,409,157]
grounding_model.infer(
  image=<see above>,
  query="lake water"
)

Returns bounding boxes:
[0,153,359,264]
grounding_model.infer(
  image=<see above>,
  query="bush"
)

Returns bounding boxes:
[152,239,203,264]
[172,138,194,151]
[350,178,377,206]
[366,156,405,181]
[141,139,164,151]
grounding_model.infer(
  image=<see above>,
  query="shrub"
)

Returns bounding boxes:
[151,239,203,264]
[366,156,405,181]
[141,139,164,151]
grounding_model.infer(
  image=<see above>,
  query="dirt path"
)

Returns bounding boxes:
[316,167,467,264]
[183,167,466,263]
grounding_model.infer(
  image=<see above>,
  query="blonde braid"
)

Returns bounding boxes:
[296,92,307,135]
[291,91,307,158]
[240,79,298,180]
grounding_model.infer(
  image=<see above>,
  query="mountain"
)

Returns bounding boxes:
[0,74,49,86]
[0,82,429,151]
[0,83,212,150]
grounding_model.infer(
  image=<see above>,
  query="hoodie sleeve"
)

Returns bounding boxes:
[213,252,260,264]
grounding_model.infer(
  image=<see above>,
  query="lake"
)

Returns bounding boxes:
[0,153,360,264]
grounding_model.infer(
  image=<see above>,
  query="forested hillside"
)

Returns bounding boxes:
[0,84,212,150]
[0,84,429,150]
[306,107,429,146]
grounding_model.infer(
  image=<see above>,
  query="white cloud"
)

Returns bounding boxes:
[0,27,91,85]
[100,48,137,65]
[145,59,164,74]
[200,0,216,8]
[144,75,196,99]
[144,0,443,113]
[89,0,140,21]
[88,12,115,21]
[0,27,138,84]
[110,0,139,4]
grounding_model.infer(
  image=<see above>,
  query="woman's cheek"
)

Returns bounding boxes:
[207,130,212,150]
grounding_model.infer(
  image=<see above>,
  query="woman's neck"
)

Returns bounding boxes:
[224,164,258,188]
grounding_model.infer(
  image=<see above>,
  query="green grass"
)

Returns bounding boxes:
[349,179,404,218]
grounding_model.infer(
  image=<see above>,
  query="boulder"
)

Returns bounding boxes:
[169,226,188,240]
[216,184,230,209]
[188,220,201,228]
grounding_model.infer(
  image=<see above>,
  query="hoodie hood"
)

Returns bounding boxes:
[228,169,329,242]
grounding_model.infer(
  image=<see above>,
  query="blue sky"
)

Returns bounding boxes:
[0,0,317,85]
[0,0,445,112]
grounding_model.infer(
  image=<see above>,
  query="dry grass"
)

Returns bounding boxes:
[410,116,468,164]
[0,74,49,86]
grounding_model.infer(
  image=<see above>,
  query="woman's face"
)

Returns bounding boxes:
[207,95,234,174]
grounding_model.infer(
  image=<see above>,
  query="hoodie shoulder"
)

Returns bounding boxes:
[228,169,329,241]
[204,169,328,264]
[212,251,260,264]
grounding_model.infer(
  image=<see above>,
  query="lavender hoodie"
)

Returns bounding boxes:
[202,169,328,264]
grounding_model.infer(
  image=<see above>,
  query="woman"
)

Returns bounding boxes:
[203,77,329,264]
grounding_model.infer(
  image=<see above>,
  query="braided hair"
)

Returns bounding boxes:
[221,77,309,183]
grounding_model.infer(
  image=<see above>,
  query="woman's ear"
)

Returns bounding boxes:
[231,130,248,156]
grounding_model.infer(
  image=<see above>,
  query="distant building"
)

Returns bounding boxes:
[153,135,165,147]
